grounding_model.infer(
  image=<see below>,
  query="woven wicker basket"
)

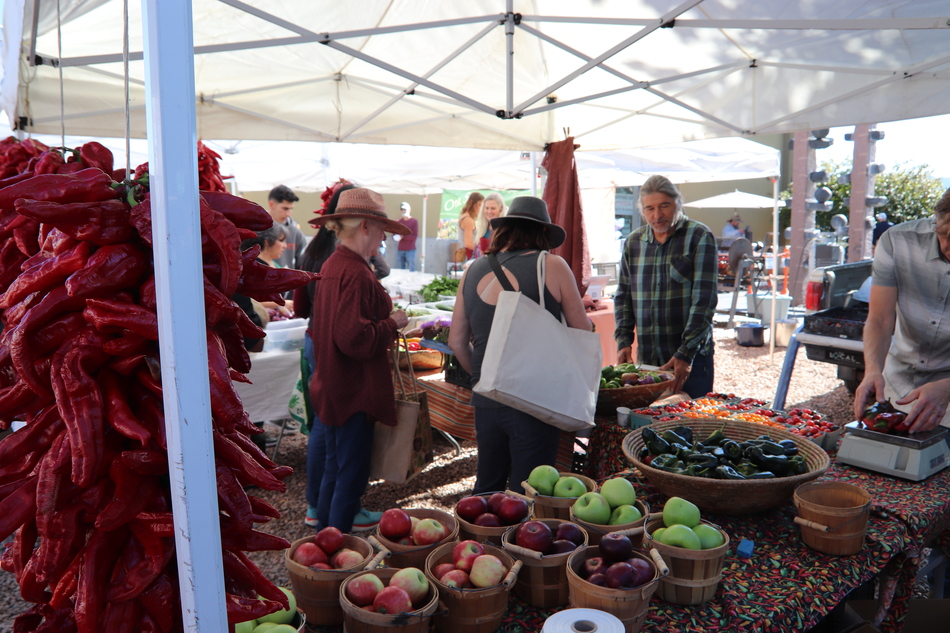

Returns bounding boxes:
[622,418,830,516]
[398,350,444,371]
[596,380,673,416]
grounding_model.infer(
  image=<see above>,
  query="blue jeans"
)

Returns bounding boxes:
[472,406,560,496]
[304,334,325,511]
[316,412,376,532]
[682,350,715,399]
[396,249,416,272]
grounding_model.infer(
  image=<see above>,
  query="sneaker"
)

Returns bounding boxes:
[351,508,384,532]
[304,505,320,529]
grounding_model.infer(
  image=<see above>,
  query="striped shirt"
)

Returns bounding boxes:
[613,217,718,365]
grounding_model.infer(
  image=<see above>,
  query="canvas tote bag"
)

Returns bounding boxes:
[369,338,434,484]
[473,252,602,432]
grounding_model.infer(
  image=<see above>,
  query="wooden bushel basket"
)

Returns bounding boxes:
[501,518,589,609]
[339,567,441,633]
[569,499,651,548]
[454,491,535,546]
[643,514,730,606]
[284,534,387,626]
[522,472,599,521]
[566,545,668,633]
[794,481,871,556]
[424,541,522,633]
[373,508,459,570]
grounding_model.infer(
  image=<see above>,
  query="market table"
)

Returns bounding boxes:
[232,348,300,423]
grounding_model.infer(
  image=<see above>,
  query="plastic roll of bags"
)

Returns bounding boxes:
[541,608,625,633]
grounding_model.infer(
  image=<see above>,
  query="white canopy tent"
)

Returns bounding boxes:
[3,1,950,151]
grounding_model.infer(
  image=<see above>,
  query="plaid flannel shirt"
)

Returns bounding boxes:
[613,217,718,365]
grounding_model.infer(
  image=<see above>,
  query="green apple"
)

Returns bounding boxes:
[236,621,257,633]
[572,492,611,525]
[662,496,701,529]
[608,504,642,525]
[552,476,587,498]
[252,624,280,633]
[692,523,725,550]
[656,524,702,550]
[652,527,666,542]
[261,626,297,633]
[527,465,561,496]
[599,477,637,509]
[257,587,297,625]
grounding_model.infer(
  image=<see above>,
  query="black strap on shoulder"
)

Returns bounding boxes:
[486,253,516,292]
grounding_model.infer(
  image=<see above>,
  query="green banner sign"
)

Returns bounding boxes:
[438,189,530,240]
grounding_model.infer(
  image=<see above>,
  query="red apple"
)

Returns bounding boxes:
[497,496,530,526]
[362,605,376,612]
[389,567,429,607]
[598,533,633,563]
[605,562,633,589]
[293,542,328,567]
[432,563,457,580]
[456,496,489,523]
[469,554,506,588]
[453,541,485,571]
[411,518,446,546]
[396,536,414,546]
[580,556,607,580]
[627,557,654,588]
[441,569,471,589]
[331,548,364,570]
[487,492,507,515]
[515,520,554,553]
[312,562,333,570]
[314,526,344,556]
[586,572,606,586]
[378,509,412,540]
[474,513,501,527]
[555,522,585,546]
[550,539,578,555]
[345,573,384,607]
[372,586,413,615]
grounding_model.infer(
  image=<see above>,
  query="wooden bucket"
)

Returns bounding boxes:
[424,541,522,633]
[374,508,460,569]
[501,518,589,609]
[643,515,730,606]
[794,481,871,556]
[521,472,598,520]
[570,499,650,548]
[565,545,667,633]
[284,534,387,626]
[339,567,441,633]
[454,491,535,546]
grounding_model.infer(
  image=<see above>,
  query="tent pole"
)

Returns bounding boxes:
[422,191,428,273]
[141,0,228,630]
[530,152,538,196]
[770,175,779,358]
[505,0,514,116]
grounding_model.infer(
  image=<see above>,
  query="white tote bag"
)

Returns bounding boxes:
[473,252,602,432]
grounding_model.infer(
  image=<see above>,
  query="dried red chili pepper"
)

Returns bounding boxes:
[66,243,150,299]
[248,494,280,521]
[0,405,63,467]
[219,515,290,552]
[0,241,92,309]
[95,456,160,531]
[215,461,253,533]
[74,526,130,633]
[0,239,29,294]
[83,297,159,340]
[0,169,116,211]
[11,518,37,582]
[226,591,283,624]
[0,475,39,542]
[100,599,141,633]
[207,329,247,431]
[102,332,151,357]
[237,256,319,300]
[200,197,243,297]
[78,142,114,175]
[138,572,178,633]
[200,191,274,231]
[214,319,252,374]
[13,218,41,257]
[232,549,288,607]
[212,432,285,492]
[16,198,134,246]
[49,553,81,609]
[100,370,153,446]
[107,529,174,603]
[34,150,65,175]
[120,449,167,475]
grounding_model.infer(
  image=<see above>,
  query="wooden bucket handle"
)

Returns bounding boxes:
[610,525,644,538]
[648,548,670,577]
[434,600,450,618]
[502,560,523,587]
[793,516,830,532]
[502,540,544,560]
[520,481,540,498]
[366,536,392,565]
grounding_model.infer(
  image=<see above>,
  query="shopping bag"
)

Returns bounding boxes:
[287,348,313,435]
[473,252,602,432]
[369,340,434,484]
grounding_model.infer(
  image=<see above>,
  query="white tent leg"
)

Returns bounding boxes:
[141,0,227,630]
[421,191,428,273]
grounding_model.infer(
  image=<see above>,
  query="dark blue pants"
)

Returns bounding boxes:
[682,350,715,399]
[303,334,325,512]
[316,412,375,532]
[472,406,561,496]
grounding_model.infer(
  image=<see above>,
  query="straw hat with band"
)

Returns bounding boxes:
[489,196,566,249]
[309,188,410,235]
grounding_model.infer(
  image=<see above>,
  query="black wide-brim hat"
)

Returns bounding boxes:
[309,187,410,235]
[489,196,566,249]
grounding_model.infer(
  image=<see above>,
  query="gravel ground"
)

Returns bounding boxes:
[0,330,937,629]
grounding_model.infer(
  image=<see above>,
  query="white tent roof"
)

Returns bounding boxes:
[685,189,786,209]
[3,1,950,151]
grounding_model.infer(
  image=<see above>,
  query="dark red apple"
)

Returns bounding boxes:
[515,520,554,553]
[550,539,578,555]
[627,557,654,588]
[378,509,412,540]
[497,496,530,526]
[598,533,633,563]
[555,522,585,546]
[456,496,489,523]
[586,572,606,586]
[580,556,607,580]
[432,563,457,580]
[314,527,344,556]
[474,513,501,527]
[605,562,633,589]
[487,493,507,515]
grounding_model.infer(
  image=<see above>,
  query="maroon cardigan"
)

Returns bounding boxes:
[309,244,399,427]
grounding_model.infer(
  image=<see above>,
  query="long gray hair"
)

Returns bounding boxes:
[638,175,684,228]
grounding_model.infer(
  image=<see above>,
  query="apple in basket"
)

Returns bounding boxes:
[550,540,578,555]
[292,542,328,567]
[497,496,530,525]
[515,520,554,554]
[487,492,508,515]
[441,569,472,589]
[627,557,654,587]
[331,548,364,569]
[469,554,507,588]
[587,573,606,587]
[605,562,634,589]
[389,567,430,607]
[373,586,413,615]
[556,522,585,546]
[579,556,608,580]
[452,540,485,571]
[456,495,489,523]
[379,509,413,540]
[474,513,502,527]
[412,518,448,545]
[345,573,385,607]
[599,533,634,563]
[314,526,344,555]
[433,563,457,580]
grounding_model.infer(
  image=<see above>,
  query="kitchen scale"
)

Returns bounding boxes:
[836,421,950,481]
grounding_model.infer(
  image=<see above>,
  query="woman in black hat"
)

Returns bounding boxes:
[448,196,591,494]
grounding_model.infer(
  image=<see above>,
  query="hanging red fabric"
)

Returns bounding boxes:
[542,137,591,296]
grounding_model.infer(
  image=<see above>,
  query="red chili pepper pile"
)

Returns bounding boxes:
[0,139,317,632]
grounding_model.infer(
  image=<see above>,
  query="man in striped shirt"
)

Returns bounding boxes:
[613,175,718,397]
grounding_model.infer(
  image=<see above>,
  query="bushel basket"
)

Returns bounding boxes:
[596,379,673,416]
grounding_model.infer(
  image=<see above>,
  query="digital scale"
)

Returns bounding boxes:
[836,421,950,481]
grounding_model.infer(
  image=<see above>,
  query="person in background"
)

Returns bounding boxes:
[394,201,419,271]
[458,192,483,261]
[872,211,894,250]
[243,223,293,318]
[720,212,745,248]
[475,192,506,255]
[854,188,950,435]
[267,184,307,269]
[306,188,410,533]
[449,196,591,494]
[614,175,718,398]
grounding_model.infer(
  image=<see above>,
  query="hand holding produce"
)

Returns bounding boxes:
[861,400,910,434]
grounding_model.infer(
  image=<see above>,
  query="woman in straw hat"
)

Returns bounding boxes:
[448,196,591,494]
[306,188,410,532]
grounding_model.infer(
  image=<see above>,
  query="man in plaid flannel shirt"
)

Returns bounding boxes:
[613,175,718,398]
